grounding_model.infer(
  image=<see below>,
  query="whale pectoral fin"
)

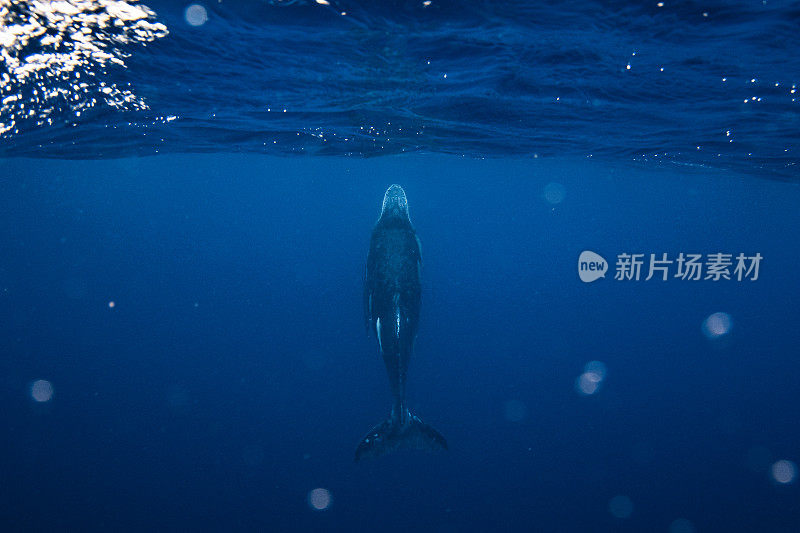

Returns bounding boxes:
[365,293,373,334]
[375,317,383,353]
[363,282,372,334]
[355,411,447,462]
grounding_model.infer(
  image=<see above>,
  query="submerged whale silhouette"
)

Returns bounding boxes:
[356,184,447,461]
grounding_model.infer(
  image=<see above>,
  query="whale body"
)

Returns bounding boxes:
[356,184,447,461]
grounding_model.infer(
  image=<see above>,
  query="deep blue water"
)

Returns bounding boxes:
[3,155,800,531]
[2,1,800,532]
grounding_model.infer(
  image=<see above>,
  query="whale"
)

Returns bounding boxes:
[356,184,447,461]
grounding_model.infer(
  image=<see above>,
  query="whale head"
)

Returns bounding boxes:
[380,184,410,219]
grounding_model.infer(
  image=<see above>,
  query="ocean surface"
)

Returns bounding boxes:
[2,1,800,532]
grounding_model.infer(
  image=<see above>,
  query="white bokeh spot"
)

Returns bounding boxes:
[308,487,332,511]
[771,459,797,484]
[184,4,208,26]
[31,379,54,402]
[702,312,732,339]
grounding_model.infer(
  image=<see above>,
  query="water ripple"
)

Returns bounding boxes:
[1,0,798,180]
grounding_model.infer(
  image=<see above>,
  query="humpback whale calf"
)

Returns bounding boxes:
[356,184,447,461]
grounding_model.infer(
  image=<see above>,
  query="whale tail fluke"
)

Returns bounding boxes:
[355,410,447,462]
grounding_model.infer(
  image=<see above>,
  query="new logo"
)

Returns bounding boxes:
[578,251,607,283]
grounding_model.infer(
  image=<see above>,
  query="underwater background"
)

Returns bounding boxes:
[1,1,799,531]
